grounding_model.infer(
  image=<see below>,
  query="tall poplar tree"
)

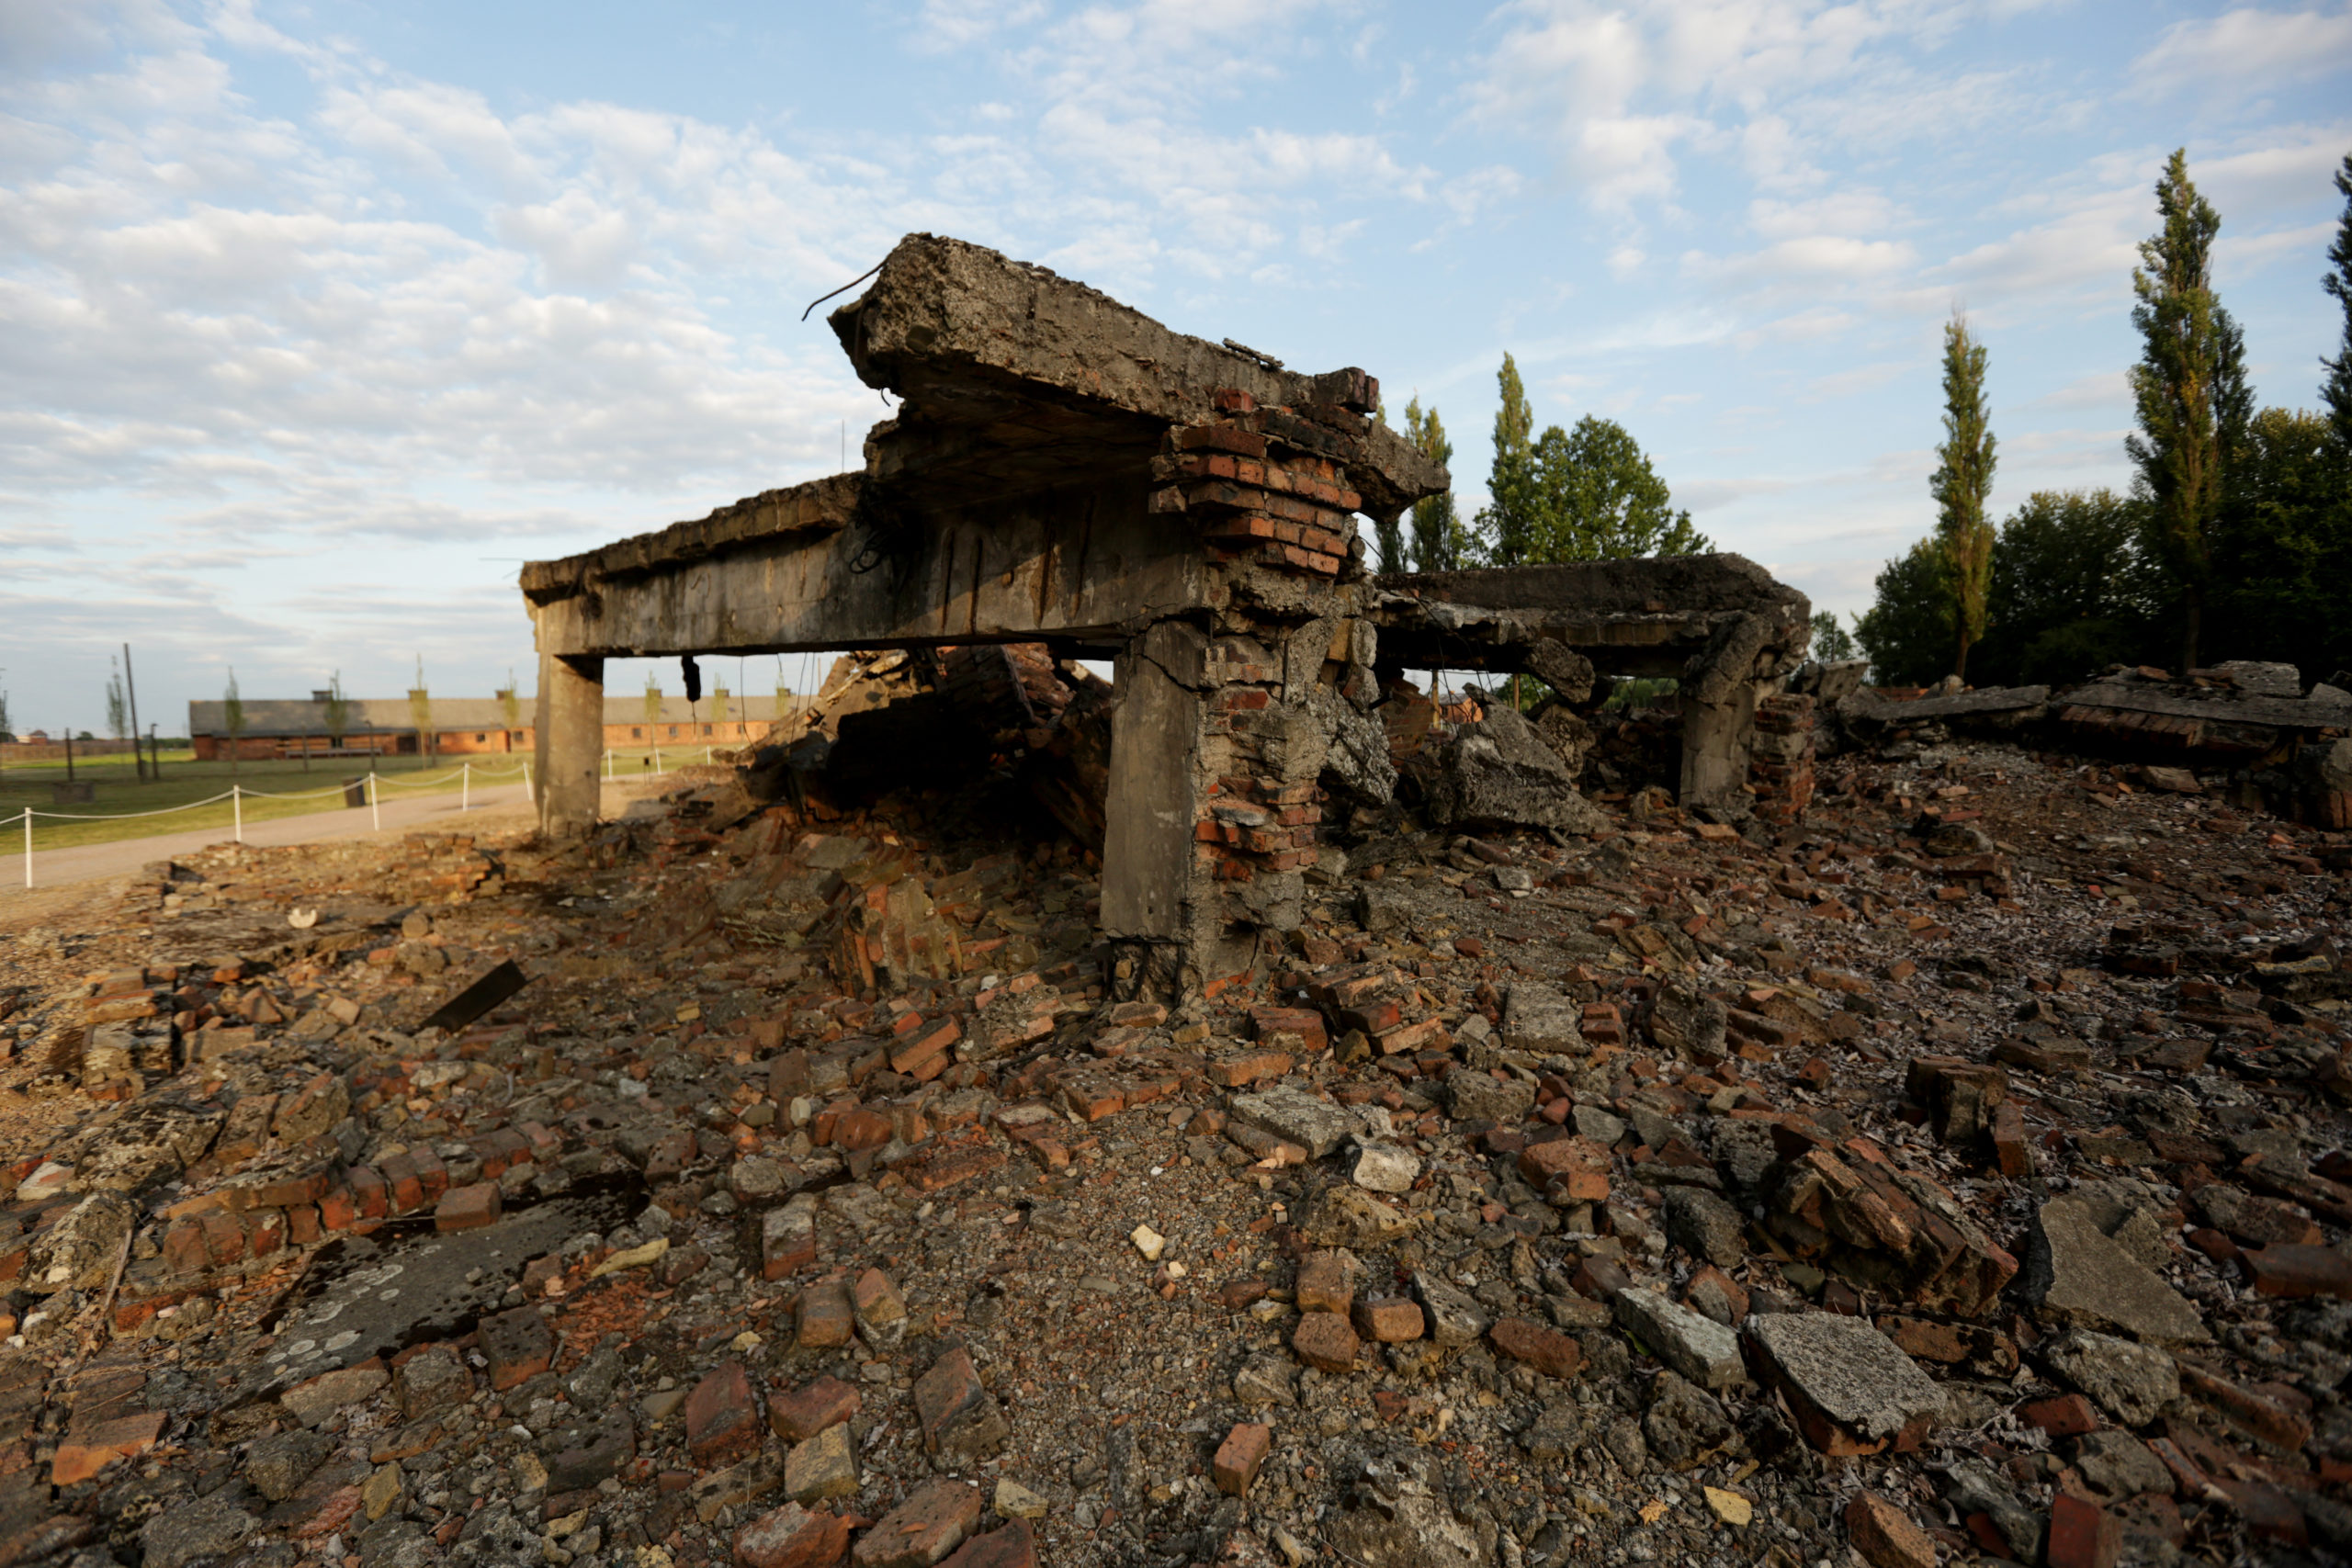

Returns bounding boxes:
[1403,397,1462,571]
[2127,150,2246,672]
[1929,310,1997,680]
[1478,355,1539,565]
[2323,152,2352,454]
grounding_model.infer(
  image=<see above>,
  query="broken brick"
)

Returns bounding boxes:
[1212,1423,1271,1495]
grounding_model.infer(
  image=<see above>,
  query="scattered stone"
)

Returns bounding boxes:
[1660,1186,1746,1269]
[2019,1196,2209,1344]
[1746,1313,1944,1455]
[1612,1289,1743,1390]
[784,1424,860,1504]
[2042,1330,2180,1426]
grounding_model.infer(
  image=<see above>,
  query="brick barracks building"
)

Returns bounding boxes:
[186,691,790,762]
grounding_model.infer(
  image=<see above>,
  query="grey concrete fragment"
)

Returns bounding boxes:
[2018,1196,2209,1344]
[1321,1454,1487,1568]
[1502,985,1583,1055]
[1572,1104,1625,1146]
[1745,1312,1944,1449]
[2042,1329,2181,1426]
[1233,1353,1299,1408]
[1642,1371,1735,1471]
[1348,1140,1421,1194]
[1412,1272,1490,1348]
[1422,704,1609,837]
[75,1102,222,1193]
[140,1495,256,1568]
[1613,1290,1744,1390]
[1440,1067,1535,1126]
[2072,1429,2174,1501]
[1660,1186,1747,1269]
[1710,1120,1778,1195]
[1227,1084,1383,1160]
[1649,980,1727,1062]
[1941,1459,2044,1562]
[394,1345,471,1420]
[27,1191,133,1294]
[245,1428,331,1501]
[281,1362,389,1428]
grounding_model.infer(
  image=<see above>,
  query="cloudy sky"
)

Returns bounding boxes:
[4,0,2348,735]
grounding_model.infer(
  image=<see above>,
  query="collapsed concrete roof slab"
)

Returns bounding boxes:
[830,233,1446,521]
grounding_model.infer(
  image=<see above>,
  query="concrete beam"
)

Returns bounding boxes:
[526,474,1202,660]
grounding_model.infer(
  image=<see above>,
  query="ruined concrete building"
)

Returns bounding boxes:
[522,236,1813,998]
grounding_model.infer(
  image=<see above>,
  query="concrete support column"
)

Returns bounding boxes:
[1102,621,1208,1003]
[535,647,605,838]
[1679,679,1760,805]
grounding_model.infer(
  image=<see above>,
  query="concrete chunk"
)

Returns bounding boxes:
[1613,1289,1744,1390]
[1745,1313,1943,1455]
[2018,1195,2209,1344]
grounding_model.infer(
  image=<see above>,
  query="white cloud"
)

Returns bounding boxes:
[2134,6,2352,95]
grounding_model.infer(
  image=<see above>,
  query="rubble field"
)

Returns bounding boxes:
[4,729,2352,1568]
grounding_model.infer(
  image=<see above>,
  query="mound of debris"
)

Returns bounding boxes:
[2,718,2350,1568]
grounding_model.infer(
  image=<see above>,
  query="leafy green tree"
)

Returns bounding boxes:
[2324,152,2352,455]
[1852,541,1954,687]
[2128,150,2248,672]
[1403,397,1464,571]
[1972,490,2157,686]
[1476,355,1709,566]
[500,669,523,740]
[222,668,246,776]
[1930,310,1997,679]
[1809,611,1858,664]
[1522,417,1710,561]
[2208,408,2352,679]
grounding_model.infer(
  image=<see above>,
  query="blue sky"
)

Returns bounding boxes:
[3,0,2348,735]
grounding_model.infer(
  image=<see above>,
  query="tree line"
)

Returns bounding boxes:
[1852,151,2352,689]
[1375,359,1710,576]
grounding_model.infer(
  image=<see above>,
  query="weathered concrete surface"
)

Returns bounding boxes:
[2017,1194,2210,1344]
[828,233,1444,521]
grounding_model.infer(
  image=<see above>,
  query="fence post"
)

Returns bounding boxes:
[524,761,534,806]
[232,784,243,843]
[19,810,28,889]
[462,762,470,813]
[368,772,380,832]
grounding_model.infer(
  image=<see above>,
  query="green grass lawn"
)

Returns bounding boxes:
[0,750,531,853]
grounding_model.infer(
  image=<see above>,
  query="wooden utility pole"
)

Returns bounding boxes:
[121,643,145,782]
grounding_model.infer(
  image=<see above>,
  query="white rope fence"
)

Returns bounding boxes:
[7,761,538,890]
